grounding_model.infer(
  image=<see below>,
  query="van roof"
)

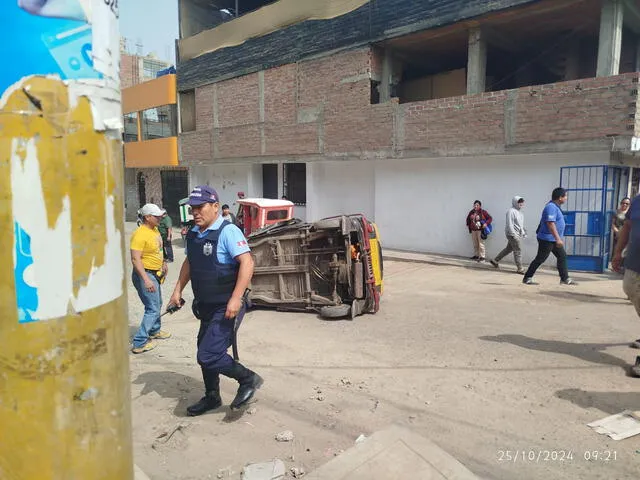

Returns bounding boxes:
[237,198,294,207]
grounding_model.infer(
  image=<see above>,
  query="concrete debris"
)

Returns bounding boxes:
[355,434,367,444]
[216,466,234,478]
[370,399,380,412]
[339,377,352,386]
[241,459,285,480]
[588,411,640,440]
[247,407,257,415]
[316,394,325,401]
[275,430,295,442]
[290,466,306,478]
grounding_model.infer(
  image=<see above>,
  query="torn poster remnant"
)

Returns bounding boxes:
[2,2,123,323]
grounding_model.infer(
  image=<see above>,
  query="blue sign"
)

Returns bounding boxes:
[0,1,100,94]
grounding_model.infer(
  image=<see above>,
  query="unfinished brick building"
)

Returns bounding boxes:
[177,0,640,271]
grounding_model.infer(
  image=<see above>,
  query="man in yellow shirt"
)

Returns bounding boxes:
[130,204,170,353]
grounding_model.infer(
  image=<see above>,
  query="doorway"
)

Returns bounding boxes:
[137,172,146,208]
[560,165,630,272]
[161,170,189,225]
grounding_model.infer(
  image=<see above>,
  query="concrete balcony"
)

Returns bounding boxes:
[124,137,179,168]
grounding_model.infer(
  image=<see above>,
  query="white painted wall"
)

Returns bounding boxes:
[372,151,610,263]
[189,164,255,210]
[187,150,612,265]
[306,161,375,221]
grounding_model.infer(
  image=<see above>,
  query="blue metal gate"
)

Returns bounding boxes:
[560,166,629,273]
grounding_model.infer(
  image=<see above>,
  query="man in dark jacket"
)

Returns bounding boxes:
[169,186,261,415]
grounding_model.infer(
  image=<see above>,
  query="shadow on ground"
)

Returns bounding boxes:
[555,388,640,415]
[537,290,629,304]
[480,334,630,372]
[132,370,244,421]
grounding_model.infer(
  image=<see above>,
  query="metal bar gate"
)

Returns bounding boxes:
[560,165,629,273]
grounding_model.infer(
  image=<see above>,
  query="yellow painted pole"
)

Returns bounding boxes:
[0,4,133,480]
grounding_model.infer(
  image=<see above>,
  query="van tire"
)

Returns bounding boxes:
[320,304,351,319]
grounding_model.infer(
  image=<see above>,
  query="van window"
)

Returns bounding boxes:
[267,209,288,221]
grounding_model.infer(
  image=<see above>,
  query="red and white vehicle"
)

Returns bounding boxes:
[235,198,294,237]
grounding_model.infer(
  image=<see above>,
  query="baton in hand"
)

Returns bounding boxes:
[231,289,251,361]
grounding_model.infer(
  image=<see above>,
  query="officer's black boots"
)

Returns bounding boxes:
[225,362,264,410]
[187,369,222,416]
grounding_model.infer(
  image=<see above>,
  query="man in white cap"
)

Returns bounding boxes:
[130,203,171,354]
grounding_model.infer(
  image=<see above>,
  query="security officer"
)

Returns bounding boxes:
[169,185,261,415]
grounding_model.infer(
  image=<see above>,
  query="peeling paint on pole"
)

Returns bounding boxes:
[0,2,133,479]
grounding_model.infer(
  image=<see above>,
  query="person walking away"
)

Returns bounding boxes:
[612,194,640,376]
[169,186,260,415]
[612,197,630,262]
[466,200,492,262]
[522,188,576,285]
[130,204,171,354]
[221,204,236,225]
[491,197,526,273]
[158,211,174,263]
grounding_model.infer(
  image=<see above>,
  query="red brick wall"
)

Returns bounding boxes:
[195,84,214,131]
[120,53,139,89]
[264,64,297,124]
[179,47,639,165]
[404,93,506,151]
[216,125,261,158]
[514,75,637,143]
[217,73,260,127]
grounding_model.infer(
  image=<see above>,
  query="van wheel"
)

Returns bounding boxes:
[320,304,351,319]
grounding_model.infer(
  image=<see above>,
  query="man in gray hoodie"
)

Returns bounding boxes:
[490,196,526,273]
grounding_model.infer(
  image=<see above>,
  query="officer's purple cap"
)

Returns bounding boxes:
[187,185,219,206]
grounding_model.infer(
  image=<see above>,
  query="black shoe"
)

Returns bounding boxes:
[560,278,578,286]
[470,256,479,260]
[630,339,640,349]
[187,392,222,416]
[187,369,222,416]
[477,257,486,263]
[631,356,640,378]
[490,260,499,268]
[223,362,264,410]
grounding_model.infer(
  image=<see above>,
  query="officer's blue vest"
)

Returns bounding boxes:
[186,222,239,305]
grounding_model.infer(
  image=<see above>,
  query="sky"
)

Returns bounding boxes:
[120,0,179,64]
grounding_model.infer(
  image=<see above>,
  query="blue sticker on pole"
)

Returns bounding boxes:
[14,222,39,324]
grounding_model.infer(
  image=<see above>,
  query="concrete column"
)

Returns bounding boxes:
[466,28,487,95]
[596,0,624,77]
[379,49,393,103]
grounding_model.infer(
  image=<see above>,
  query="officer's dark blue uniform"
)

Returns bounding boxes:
[180,186,262,416]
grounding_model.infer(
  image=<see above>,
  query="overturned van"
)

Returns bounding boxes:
[247,215,383,319]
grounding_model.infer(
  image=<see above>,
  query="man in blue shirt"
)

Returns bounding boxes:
[523,187,576,285]
[169,185,261,415]
[612,194,640,377]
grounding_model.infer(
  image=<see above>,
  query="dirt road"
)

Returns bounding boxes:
[128,232,640,479]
